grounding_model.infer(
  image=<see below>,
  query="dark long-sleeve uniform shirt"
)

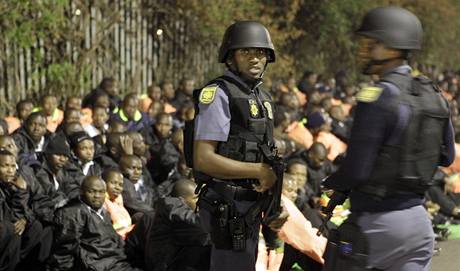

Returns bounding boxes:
[323,66,455,212]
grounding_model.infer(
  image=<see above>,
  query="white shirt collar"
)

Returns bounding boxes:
[83,202,104,220]
[81,161,95,176]
[35,136,45,152]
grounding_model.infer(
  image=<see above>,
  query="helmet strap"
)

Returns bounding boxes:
[226,54,267,88]
[363,56,405,74]
[259,61,268,79]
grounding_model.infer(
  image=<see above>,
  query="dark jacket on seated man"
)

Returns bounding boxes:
[119,155,157,216]
[122,174,156,216]
[35,135,82,210]
[125,179,210,271]
[48,176,140,271]
[18,164,55,224]
[35,160,81,209]
[0,182,22,271]
[0,151,53,270]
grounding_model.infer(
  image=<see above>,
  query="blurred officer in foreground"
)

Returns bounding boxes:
[186,21,287,271]
[322,6,455,271]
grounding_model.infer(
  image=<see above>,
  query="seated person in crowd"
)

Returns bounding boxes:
[279,173,327,271]
[111,93,151,132]
[66,96,92,126]
[83,105,110,140]
[65,96,82,111]
[35,134,81,209]
[305,111,347,161]
[328,105,351,143]
[300,142,336,199]
[35,94,63,133]
[278,91,302,121]
[145,112,180,184]
[81,91,111,132]
[69,131,102,177]
[102,168,134,239]
[61,121,85,140]
[0,133,55,224]
[108,119,128,133]
[55,108,82,134]
[82,77,121,111]
[139,84,162,113]
[120,154,157,217]
[48,176,141,271]
[171,77,195,108]
[0,150,51,270]
[0,137,55,270]
[127,131,149,165]
[427,169,460,219]
[274,106,312,152]
[172,101,195,129]
[257,172,327,271]
[155,128,190,198]
[286,158,324,229]
[13,112,50,162]
[95,132,130,169]
[147,100,165,125]
[125,178,210,271]
[0,152,23,271]
[160,80,177,114]
[4,99,34,134]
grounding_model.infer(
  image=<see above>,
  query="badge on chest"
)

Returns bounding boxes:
[248,99,259,118]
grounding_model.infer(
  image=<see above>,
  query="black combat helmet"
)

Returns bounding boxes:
[356,6,423,50]
[218,21,275,63]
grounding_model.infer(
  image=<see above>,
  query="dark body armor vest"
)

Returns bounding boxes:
[358,73,450,198]
[185,75,275,188]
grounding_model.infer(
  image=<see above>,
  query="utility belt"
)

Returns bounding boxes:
[323,215,371,271]
[207,181,261,201]
[197,182,264,251]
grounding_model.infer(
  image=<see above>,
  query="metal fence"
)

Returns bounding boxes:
[0,0,221,115]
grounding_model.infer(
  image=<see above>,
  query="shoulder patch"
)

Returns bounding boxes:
[198,85,218,104]
[356,86,383,103]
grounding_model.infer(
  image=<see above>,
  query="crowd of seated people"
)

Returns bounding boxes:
[1,64,460,271]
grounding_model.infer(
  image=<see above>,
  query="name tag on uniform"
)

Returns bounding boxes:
[263,102,273,119]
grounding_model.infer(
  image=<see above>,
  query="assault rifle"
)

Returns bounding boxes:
[317,190,349,236]
[260,145,285,225]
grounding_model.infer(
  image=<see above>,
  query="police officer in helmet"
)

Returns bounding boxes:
[323,6,455,271]
[191,21,287,271]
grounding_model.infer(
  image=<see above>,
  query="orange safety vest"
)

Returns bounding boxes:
[103,194,134,239]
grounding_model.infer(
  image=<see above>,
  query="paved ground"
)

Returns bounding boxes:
[431,239,460,271]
